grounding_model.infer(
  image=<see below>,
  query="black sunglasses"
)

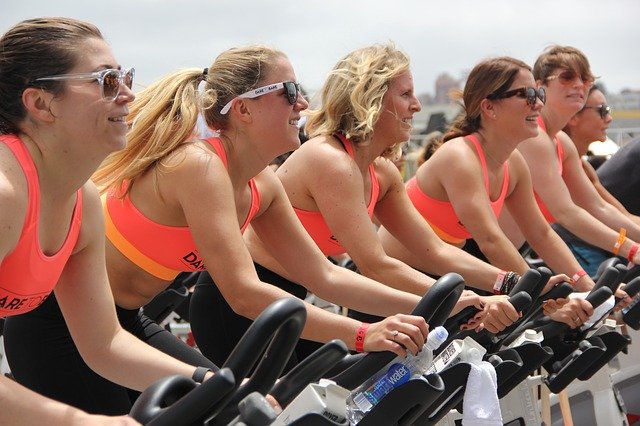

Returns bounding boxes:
[487,86,546,106]
[582,104,611,119]
[220,80,302,114]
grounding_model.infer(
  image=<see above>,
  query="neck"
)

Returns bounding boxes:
[475,129,512,168]
[20,131,95,198]
[540,106,572,136]
[218,132,268,189]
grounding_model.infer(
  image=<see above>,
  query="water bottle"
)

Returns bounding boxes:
[345,326,448,424]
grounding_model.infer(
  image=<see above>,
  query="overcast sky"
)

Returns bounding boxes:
[3,0,639,97]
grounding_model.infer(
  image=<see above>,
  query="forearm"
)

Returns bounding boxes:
[312,265,422,317]
[526,227,595,291]
[474,236,529,275]
[300,303,363,350]
[356,257,433,297]
[419,243,503,293]
[555,206,637,256]
[0,374,93,425]
[578,198,640,242]
[80,328,200,392]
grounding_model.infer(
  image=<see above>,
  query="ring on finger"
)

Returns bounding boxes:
[392,330,399,341]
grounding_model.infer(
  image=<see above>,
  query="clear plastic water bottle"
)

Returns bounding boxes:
[345,326,448,424]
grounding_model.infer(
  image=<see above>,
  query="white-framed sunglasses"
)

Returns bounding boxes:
[220,81,302,115]
[35,68,135,101]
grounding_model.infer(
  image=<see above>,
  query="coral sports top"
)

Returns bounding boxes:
[103,137,260,280]
[293,133,380,256]
[0,134,82,317]
[406,134,509,244]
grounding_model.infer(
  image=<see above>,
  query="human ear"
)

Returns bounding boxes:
[21,87,56,123]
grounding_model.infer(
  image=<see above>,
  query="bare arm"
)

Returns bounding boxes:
[559,132,640,242]
[175,151,427,355]
[434,143,529,273]
[582,158,640,225]
[518,132,640,263]
[0,375,138,426]
[55,183,203,392]
[374,159,503,293]
[504,152,595,291]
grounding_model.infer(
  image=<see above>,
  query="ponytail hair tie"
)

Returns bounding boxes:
[200,67,209,82]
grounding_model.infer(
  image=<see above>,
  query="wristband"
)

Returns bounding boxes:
[355,323,369,353]
[493,271,507,295]
[501,271,520,295]
[628,243,640,263]
[613,228,627,255]
[192,366,212,383]
[571,269,587,285]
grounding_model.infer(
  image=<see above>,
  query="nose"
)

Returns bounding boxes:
[116,82,136,104]
[411,94,422,112]
[295,92,309,111]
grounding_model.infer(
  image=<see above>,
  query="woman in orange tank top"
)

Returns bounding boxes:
[379,56,601,327]
[0,17,214,425]
[244,44,524,334]
[509,45,640,292]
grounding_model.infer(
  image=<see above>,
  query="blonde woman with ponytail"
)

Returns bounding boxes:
[379,56,598,328]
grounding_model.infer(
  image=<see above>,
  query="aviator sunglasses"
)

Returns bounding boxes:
[546,69,595,87]
[582,104,611,119]
[487,86,546,106]
[220,81,302,115]
[35,68,135,101]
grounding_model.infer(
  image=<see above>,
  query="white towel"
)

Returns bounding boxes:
[462,360,502,426]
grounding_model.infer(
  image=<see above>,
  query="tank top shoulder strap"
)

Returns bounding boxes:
[466,134,490,192]
[204,137,228,168]
[333,132,355,159]
[1,135,39,227]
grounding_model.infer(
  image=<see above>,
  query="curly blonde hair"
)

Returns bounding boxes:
[305,43,410,158]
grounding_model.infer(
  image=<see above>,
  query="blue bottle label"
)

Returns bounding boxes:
[360,362,411,408]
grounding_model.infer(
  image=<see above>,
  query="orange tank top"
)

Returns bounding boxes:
[533,117,564,224]
[406,134,510,244]
[103,137,261,280]
[293,133,380,256]
[0,134,82,317]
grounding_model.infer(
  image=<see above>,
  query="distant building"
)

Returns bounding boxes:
[434,73,460,104]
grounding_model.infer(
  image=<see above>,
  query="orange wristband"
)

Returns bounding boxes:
[613,228,627,256]
[355,323,369,353]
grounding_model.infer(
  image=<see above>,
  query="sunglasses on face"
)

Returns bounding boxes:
[546,69,594,87]
[582,104,611,119]
[220,81,302,115]
[487,86,546,106]
[35,68,135,101]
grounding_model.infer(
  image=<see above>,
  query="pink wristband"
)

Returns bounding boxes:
[355,323,369,353]
[493,271,506,294]
[628,243,640,263]
[571,269,587,285]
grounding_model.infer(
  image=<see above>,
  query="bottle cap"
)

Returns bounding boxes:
[425,326,449,350]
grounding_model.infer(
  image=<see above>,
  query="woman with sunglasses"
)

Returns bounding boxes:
[378,56,597,328]
[502,45,639,297]
[0,17,224,425]
[242,44,526,338]
[553,84,640,276]
[89,45,437,374]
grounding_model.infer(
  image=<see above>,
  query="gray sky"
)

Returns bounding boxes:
[3,0,639,97]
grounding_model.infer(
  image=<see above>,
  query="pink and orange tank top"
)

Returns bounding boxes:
[103,137,260,280]
[0,134,82,317]
[533,117,564,224]
[293,133,380,257]
[406,134,510,244]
